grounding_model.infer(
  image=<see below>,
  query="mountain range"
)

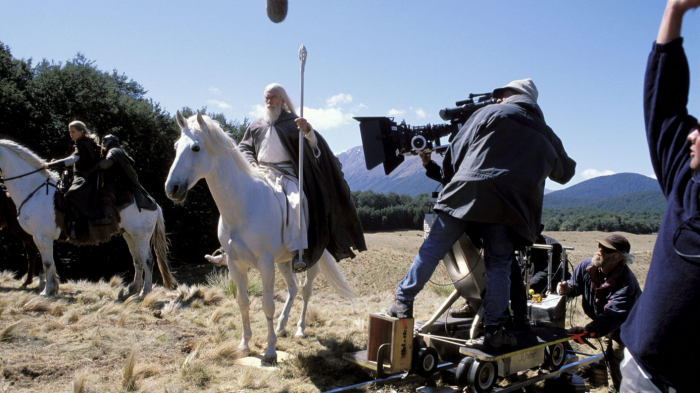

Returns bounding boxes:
[338,146,665,211]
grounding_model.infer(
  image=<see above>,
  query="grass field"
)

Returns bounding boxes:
[0,231,654,392]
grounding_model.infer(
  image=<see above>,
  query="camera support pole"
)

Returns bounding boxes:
[298,44,307,264]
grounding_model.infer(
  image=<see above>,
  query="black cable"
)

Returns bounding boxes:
[596,336,613,388]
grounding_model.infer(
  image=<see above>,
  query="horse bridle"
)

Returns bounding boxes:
[0,167,57,217]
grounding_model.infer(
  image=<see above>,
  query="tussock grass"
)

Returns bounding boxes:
[203,286,225,305]
[209,307,233,325]
[134,364,161,379]
[73,371,88,393]
[161,300,181,318]
[0,270,16,285]
[123,294,141,307]
[0,322,21,341]
[117,311,128,327]
[109,275,123,288]
[122,349,136,391]
[97,302,123,316]
[210,340,244,361]
[181,360,210,388]
[142,287,168,309]
[64,310,79,325]
[21,297,53,313]
[305,306,326,327]
[205,269,236,296]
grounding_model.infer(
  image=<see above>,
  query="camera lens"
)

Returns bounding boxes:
[411,135,427,151]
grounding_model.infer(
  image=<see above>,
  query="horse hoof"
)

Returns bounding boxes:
[295,329,306,338]
[262,356,277,366]
[276,329,288,338]
[40,289,55,297]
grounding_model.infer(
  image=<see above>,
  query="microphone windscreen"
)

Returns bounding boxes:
[266,0,288,23]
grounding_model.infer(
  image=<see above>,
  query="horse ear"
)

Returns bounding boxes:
[176,110,187,129]
[196,110,209,133]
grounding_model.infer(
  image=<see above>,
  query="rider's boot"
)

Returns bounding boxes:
[95,205,114,226]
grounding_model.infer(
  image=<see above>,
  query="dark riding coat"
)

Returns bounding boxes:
[94,147,157,211]
[53,136,100,218]
[238,111,367,267]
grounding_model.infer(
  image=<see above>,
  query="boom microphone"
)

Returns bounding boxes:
[266,0,288,23]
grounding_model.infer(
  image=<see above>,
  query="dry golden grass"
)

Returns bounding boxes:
[73,371,88,393]
[122,349,137,391]
[0,321,21,341]
[0,231,654,392]
[109,274,123,288]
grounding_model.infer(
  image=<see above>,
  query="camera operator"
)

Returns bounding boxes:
[387,79,576,350]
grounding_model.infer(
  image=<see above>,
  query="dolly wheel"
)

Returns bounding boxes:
[545,343,565,371]
[414,347,438,378]
[468,360,497,393]
[455,357,475,386]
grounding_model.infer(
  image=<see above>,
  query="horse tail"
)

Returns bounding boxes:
[152,205,176,289]
[318,250,356,299]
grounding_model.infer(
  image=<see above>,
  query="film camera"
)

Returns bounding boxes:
[354,93,496,175]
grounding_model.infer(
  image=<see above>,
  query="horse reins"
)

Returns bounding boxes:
[0,167,57,217]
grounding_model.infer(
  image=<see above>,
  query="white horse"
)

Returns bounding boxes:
[0,139,175,297]
[165,111,355,363]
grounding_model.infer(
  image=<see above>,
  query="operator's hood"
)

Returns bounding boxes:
[501,94,545,122]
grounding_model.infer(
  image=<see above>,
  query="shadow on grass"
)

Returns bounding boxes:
[280,332,376,391]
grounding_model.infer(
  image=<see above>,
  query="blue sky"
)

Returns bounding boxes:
[1,1,699,190]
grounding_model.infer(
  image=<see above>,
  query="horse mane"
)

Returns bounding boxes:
[184,115,262,178]
[0,139,59,182]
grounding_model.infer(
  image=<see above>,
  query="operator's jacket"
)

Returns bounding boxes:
[426,94,576,244]
[238,111,367,267]
[563,258,641,337]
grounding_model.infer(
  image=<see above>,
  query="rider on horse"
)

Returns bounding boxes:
[86,134,157,225]
[44,121,100,236]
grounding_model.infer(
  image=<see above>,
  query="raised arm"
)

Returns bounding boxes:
[657,0,700,44]
[645,0,700,193]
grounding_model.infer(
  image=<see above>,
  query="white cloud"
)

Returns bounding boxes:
[648,173,657,179]
[207,99,232,110]
[301,106,354,130]
[388,109,406,117]
[208,87,221,95]
[249,104,266,119]
[327,93,352,107]
[247,93,365,130]
[414,108,427,119]
[581,169,615,180]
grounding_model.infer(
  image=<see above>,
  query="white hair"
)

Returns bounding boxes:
[264,83,297,116]
[619,252,635,265]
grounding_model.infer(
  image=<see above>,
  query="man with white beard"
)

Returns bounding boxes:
[557,234,641,392]
[237,83,366,272]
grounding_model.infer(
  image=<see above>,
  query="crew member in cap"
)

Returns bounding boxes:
[388,78,576,350]
[558,234,641,392]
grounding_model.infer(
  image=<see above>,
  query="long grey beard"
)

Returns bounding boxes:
[592,254,611,270]
[264,106,282,122]
[266,0,288,23]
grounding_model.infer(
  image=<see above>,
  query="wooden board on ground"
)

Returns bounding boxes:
[233,351,293,368]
